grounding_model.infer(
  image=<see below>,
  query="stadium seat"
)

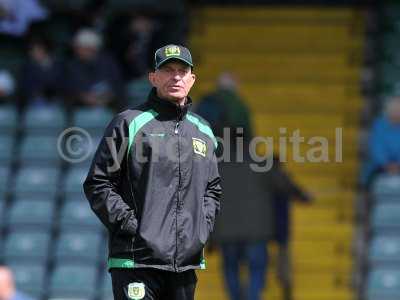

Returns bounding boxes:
[371,203,400,230]
[13,167,59,197]
[4,229,51,263]
[48,264,98,298]
[0,166,9,193]
[367,269,400,300]
[372,175,400,201]
[59,200,102,230]
[8,200,55,229]
[7,262,46,299]
[55,230,103,264]
[14,193,56,203]
[65,191,87,203]
[126,77,152,108]
[0,105,17,133]
[0,136,14,163]
[64,167,88,196]
[72,107,113,134]
[23,104,67,135]
[101,271,113,300]
[380,64,400,88]
[0,200,4,230]
[369,235,400,265]
[62,133,102,169]
[19,135,61,166]
[100,234,108,261]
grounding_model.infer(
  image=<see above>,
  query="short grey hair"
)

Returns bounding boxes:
[73,28,102,49]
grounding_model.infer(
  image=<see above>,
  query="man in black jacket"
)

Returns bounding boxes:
[83,44,222,300]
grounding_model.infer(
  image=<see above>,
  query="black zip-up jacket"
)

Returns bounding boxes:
[83,88,222,272]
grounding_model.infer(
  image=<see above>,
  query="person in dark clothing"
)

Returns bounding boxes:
[195,75,312,300]
[108,14,158,81]
[83,44,222,300]
[19,36,64,107]
[215,154,274,300]
[196,74,269,300]
[65,28,123,109]
[73,0,109,34]
[268,156,312,300]
[195,72,253,143]
[214,154,311,300]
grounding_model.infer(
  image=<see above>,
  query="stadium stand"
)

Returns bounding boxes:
[7,199,55,229]
[8,262,47,299]
[190,6,363,300]
[3,229,51,263]
[0,105,17,130]
[22,105,67,135]
[360,4,400,300]
[0,3,368,300]
[72,107,113,134]
[48,264,98,299]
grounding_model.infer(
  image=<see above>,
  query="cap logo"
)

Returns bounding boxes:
[165,46,180,57]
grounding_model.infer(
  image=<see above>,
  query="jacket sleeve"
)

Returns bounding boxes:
[204,149,222,233]
[83,113,137,235]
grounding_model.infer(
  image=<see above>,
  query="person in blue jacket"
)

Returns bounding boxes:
[364,97,400,185]
[0,266,35,300]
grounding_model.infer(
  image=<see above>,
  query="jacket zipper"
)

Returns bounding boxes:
[174,119,181,271]
[126,148,137,262]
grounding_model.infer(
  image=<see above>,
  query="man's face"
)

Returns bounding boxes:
[74,45,98,62]
[149,61,195,103]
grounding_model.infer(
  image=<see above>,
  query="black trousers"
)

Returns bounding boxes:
[110,268,197,300]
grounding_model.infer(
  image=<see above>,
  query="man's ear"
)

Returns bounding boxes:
[191,73,196,84]
[148,72,156,86]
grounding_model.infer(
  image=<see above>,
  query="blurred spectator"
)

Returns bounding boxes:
[19,36,64,107]
[215,155,274,300]
[0,0,48,36]
[65,28,123,109]
[0,70,15,104]
[214,155,311,300]
[196,74,312,300]
[196,72,267,299]
[108,14,158,81]
[0,266,34,300]
[195,72,253,143]
[363,96,400,185]
[267,156,312,300]
[73,0,108,34]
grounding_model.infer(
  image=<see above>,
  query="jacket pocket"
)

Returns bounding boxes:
[110,228,136,255]
[199,200,211,245]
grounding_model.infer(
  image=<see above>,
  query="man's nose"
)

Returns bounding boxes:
[172,72,182,80]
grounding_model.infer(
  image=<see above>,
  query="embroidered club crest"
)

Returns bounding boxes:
[127,282,145,299]
[192,137,207,157]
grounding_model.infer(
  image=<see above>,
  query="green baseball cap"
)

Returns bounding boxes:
[154,44,193,70]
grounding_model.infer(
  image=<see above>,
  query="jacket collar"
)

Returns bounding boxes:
[148,88,192,120]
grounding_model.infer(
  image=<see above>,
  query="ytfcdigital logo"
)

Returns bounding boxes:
[57,126,344,172]
[57,127,94,164]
